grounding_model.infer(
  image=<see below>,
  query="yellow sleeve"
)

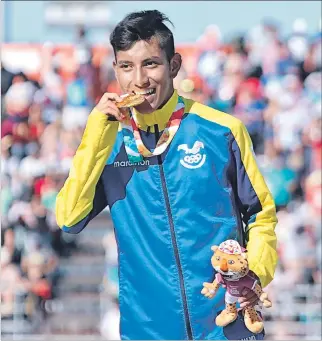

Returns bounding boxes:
[231,121,278,288]
[55,108,119,228]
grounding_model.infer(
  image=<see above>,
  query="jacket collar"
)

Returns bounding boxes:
[132,90,178,132]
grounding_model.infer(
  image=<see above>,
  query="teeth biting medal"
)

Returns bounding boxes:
[116,93,146,108]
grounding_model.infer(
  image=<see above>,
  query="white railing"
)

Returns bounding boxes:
[1,290,39,338]
[264,284,322,340]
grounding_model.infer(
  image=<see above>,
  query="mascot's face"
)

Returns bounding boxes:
[211,246,249,281]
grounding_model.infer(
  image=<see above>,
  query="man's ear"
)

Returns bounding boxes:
[170,53,182,78]
[113,60,118,81]
[211,245,218,252]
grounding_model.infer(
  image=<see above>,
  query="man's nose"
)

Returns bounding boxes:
[220,259,228,272]
[134,68,149,88]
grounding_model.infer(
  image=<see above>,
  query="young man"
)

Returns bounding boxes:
[56,10,278,340]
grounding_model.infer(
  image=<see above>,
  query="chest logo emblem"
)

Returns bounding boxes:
[177,141,206,169]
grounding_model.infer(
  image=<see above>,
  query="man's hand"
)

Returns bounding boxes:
[201,282,218,299]
[238,289,259,308]
[95,93,127,121]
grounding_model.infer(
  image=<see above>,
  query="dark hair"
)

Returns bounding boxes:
[110,10,175,61]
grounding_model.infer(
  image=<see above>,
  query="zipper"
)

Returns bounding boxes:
[154,124,193,340]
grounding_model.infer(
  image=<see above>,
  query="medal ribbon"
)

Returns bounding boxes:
[120,96,185,162]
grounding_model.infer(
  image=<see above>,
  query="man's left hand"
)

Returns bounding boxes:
[238,289,259,308]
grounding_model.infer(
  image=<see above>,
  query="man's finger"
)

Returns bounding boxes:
[240,301,257,309]
[240,296,259,308]
[105,105,124,121]
[103,92,122,102]
[240,301,251,308]
[249,296,260,306]
[239,295,257,304]
[119,107,130,117]
[106,101,124,116]
[238,296,248,303]
[119,108,130,120]
[242,289,249,296]
[243,291,256,300]
[239,291,257,302]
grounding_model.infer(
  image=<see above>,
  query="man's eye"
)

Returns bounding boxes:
[216,256,220,261]
[120,64,132,70]
[228,260,235,265]
[145,61,157,67]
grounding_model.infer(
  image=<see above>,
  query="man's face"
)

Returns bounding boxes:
[113,37,181,114]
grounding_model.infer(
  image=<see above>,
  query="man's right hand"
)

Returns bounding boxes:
[95,93,127,121]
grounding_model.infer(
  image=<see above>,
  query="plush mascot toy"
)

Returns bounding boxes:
[201,240,272,334]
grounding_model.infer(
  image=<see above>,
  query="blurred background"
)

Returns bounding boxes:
[1,1,321,340]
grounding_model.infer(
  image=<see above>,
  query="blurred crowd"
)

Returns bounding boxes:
[1,18,321,339]
[1,28,93,329]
